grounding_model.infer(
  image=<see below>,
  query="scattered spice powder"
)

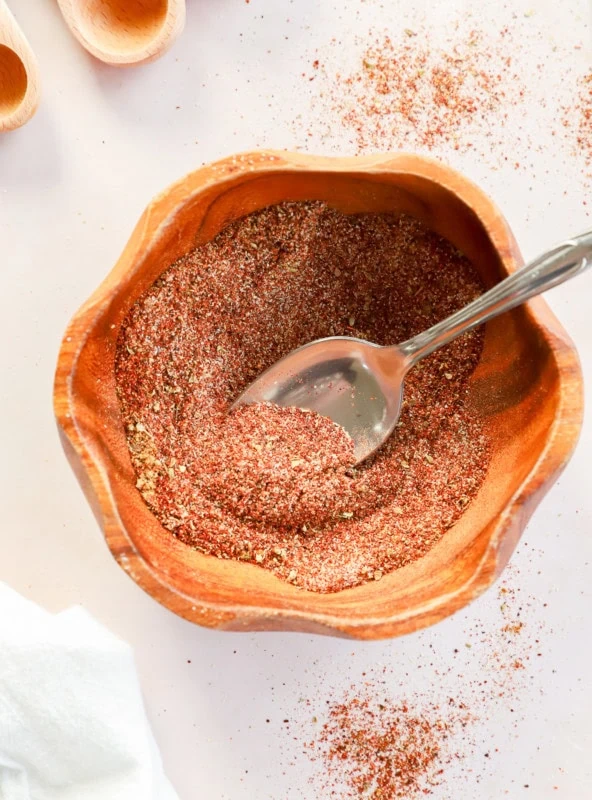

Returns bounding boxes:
[116,201,490,592]
[308,692,468,799]
[574,70,592,174]
[301,566,550,797]
[306,28,524,156]
[298,20,592,202]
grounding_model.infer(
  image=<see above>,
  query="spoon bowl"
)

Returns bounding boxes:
[234,336,407,463]
[0,0,40,132]
[235,230,592,463]
[56,0,185,66]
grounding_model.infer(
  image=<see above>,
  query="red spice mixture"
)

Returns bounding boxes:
[115,201,490,592]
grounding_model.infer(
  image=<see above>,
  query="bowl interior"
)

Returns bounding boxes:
[66,164,562,635]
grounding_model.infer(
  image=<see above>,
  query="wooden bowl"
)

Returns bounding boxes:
[54,151,583,639]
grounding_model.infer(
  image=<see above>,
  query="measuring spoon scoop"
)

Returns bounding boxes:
[56,0,186,66]
[0,0,40,132]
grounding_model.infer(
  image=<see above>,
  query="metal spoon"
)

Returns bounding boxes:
[233,231,592,464]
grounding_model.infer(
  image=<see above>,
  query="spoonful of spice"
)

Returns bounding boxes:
[234,230,592,464]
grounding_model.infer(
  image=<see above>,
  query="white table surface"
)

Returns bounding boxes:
[1,1,591,798]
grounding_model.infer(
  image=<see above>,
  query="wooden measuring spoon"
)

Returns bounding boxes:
[56,0,186,66]
[0,0,39,132]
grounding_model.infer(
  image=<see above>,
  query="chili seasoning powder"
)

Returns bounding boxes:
[115,201,490,592]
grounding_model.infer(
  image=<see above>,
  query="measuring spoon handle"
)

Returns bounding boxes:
[399,230,592,365]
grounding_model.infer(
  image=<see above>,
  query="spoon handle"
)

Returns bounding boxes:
[399,230,592,365]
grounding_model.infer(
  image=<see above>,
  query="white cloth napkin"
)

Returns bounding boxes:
[0,583,179,800]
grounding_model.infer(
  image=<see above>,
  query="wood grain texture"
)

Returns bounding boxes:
[56,0,185,66]
[0,0,39,132]
[53,151,584,640]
